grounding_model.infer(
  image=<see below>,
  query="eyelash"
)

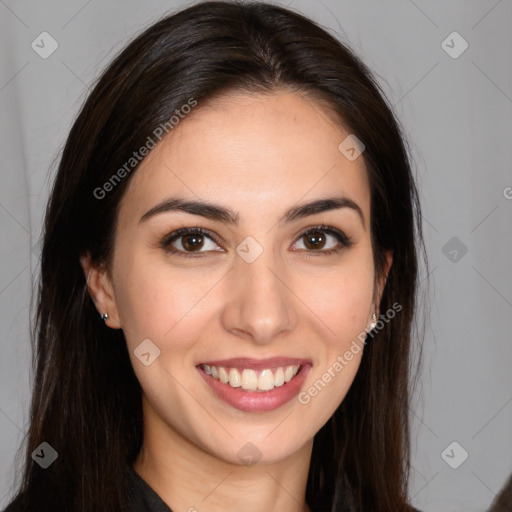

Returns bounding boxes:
[159,224,353,259]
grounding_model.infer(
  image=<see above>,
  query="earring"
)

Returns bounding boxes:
[101,313,109,322]
[369,313,377,330]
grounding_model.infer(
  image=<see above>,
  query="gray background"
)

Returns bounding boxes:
[1,1,511,511]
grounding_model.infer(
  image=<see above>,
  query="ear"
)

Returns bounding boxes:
[79,252,121,329]
[373,250,393,317]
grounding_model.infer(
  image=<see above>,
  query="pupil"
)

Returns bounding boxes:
[180,232,327,252]
[183,234,203,251]
[305,232,325,250]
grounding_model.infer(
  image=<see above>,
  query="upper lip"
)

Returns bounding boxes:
[197,357,311,371]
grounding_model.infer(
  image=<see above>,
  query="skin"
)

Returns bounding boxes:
[81,89,392,512]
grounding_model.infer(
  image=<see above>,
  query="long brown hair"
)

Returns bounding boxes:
[3,2,426,511]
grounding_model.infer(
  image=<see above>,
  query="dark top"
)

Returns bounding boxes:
[3,467,423,512]
[125,467,423,512]
[126,466,173,512]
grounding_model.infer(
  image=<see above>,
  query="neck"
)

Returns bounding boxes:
[133,398,313,512]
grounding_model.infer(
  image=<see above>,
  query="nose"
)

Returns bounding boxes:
[220,247,299,345]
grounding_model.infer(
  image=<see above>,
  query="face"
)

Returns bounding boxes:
[83,89,391,466]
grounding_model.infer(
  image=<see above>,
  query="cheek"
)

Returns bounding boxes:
[112,247,184,345]
[302,259,375,344]
[114,238,375,353]
[112,246,224,368]
[293,253,374,423]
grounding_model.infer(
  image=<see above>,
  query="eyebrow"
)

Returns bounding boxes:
[139,195,365,228]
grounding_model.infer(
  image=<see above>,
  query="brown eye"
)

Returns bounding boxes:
[293,225,353,255]
[160,227,222,256]
[303,231,327,250]
[180,233,205,252]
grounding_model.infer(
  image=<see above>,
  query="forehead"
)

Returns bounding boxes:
[118,90,370,227]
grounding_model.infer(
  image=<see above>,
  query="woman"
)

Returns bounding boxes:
[3,1,426,511]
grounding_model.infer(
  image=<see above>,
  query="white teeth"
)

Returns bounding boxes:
[241,369,258,390]
[274,367,285,387]
[202,364,301,392]
[258,369,275,391]
[218,366,229,384]
[228,368,242,387]
[284,366,296,383]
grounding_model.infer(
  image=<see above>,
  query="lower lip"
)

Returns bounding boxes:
[197,364,312,413]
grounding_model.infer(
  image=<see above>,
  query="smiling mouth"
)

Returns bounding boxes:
[199,363,302,392]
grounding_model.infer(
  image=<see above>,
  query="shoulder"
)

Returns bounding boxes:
[2,502,20,512]
[1,496,22,512]
[125,465,173,512]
